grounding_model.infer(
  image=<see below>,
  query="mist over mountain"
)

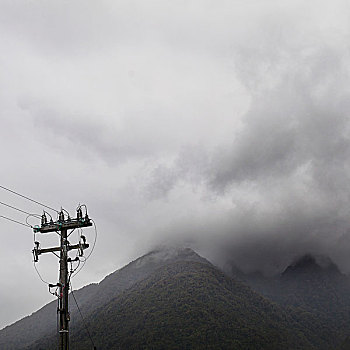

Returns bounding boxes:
[2,247,350,349]
[227,253,350,345]
[2,0,350,331]
[0,247,205,349]
[282,254,342,278]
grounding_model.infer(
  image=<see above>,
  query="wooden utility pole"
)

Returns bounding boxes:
[59,228,69,350]
[32,208,92,350]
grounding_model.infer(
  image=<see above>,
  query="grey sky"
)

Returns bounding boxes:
[0,0,350,329]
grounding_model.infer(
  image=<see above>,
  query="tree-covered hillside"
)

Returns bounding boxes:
[2,248,350,349]
[30,260,333,350]
[0,248,207,349]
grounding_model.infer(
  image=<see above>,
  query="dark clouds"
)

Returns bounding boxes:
[0,0,350,329]
[142,14,350,274]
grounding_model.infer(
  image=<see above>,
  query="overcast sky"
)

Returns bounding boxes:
[1,0,350,329]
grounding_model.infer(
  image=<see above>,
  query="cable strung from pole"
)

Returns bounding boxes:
[70,285,97,350]
[33,261,51,285]
[26,214,43,228]
[71,220,97,278]
[0,184,59,213]
[0,200,41,218]
[0,214,32,227]
[85,219,98,261]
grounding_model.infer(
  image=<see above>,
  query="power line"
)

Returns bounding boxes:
[71,220,97,279]
[0,184,59,213]
[0,214,31,227]
[0,200,41,217]
[33,261,51,285]
[33,209,93,350]
[83,220,97,261]
[27,214,42,228]
[70,286,97,350]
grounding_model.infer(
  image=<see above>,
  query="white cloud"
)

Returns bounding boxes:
[0,0,350,329]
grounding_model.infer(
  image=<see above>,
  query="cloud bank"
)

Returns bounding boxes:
[0,0,350,328]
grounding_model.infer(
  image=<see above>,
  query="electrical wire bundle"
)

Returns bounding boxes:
[0,184,97,349]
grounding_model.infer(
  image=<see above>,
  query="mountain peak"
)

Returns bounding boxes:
[282,254,341,278]
[135,246,207,267]
[289,254,319,270]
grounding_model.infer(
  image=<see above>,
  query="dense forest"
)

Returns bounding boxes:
[1,248,350,349]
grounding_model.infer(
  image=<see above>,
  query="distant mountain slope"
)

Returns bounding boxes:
[278,255,349,312]
[30,260,333,350]
[0,247,209,349]
[227,254,350,347]
[3,249,349,349]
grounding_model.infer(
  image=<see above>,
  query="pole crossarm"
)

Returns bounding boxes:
[35,243,89,256]
[31,207,94,350]
[33,218,92,233]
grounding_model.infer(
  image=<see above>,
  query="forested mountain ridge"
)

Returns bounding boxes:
[28,259,332,350]
[1,248,350,349]
[0,247,209,349]
[227,254,350,347]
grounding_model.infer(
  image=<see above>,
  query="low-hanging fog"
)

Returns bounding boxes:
[0,0,350,329]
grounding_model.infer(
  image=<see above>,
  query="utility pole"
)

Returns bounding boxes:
[32,206,92,350]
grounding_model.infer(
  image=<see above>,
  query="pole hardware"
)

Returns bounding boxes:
[32,205,93,350]
[32,241,40,262]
